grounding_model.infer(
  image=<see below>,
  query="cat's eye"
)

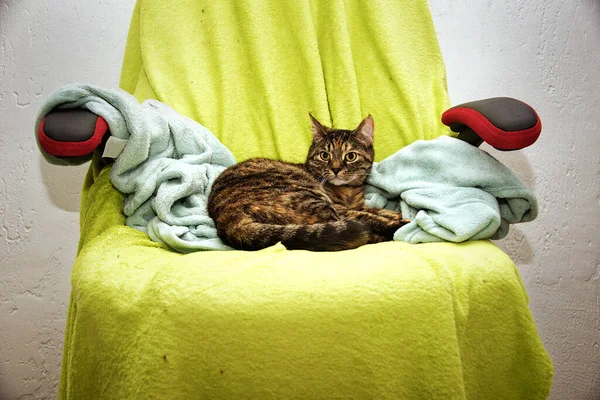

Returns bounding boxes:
[345,152,358,162]
[319,151,330,161]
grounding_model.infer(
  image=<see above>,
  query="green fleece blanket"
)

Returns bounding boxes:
[64,159,552,399]
[58,0,552,398]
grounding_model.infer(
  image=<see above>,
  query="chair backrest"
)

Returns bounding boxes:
[120,0,451,162]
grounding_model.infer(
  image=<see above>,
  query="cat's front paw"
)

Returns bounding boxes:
[382,213,410,229]
[368,233,387,244]
[380,215,409,241]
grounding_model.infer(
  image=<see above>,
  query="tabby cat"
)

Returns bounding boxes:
[207,115,408,251]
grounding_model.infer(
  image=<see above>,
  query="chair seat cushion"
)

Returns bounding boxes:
[59,162,552,399]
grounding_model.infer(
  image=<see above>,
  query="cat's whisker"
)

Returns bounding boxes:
[319,179,328,194]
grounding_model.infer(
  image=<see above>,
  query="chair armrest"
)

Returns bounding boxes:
[38,108,110,165]
[441,97,541,150]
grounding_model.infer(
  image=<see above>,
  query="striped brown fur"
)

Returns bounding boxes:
[207,115,409,251]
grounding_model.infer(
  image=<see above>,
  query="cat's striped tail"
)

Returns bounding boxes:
[220,220,372,251]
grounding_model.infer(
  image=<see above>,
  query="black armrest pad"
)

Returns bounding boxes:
[43,109,100,142]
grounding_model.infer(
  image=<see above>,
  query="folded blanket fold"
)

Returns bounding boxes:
[36,85,537,252]
[365,135,538,243]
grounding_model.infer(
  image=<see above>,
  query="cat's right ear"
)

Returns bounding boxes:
[356,115,374,145]
[309,113,326,138]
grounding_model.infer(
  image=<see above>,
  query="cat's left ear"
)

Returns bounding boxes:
[355,115,374,145]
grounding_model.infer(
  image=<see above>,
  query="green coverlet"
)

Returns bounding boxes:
[59,0,552,398]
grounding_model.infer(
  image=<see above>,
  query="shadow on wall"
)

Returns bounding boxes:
[485,146,537,265]
[0,370,18,400]
[38,155,88,212]
[497,226,535,265]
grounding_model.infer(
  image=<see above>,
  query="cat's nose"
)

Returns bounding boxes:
[331,167,342,175]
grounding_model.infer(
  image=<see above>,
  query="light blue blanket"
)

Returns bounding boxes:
[36,85,236,251]
[36,85,537,252]
[365,136,537,243]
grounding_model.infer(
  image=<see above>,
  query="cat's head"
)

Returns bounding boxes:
[305,114,375,186]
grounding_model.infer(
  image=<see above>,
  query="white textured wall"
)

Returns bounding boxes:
[0,1,136,398]
[429,1,600,398]
[0,0,598,399]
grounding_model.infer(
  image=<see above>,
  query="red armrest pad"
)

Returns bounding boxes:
[442,98,542,150]
[38,113,108,157]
